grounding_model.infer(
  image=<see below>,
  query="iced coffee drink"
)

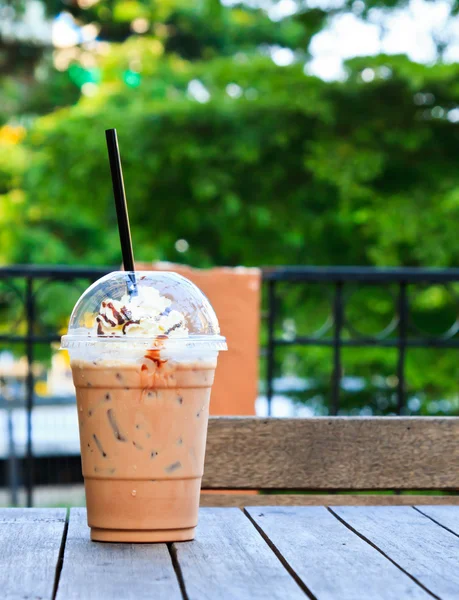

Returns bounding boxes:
[61,271,227,542]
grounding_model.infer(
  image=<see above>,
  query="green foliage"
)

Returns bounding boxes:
[15,51,459,270]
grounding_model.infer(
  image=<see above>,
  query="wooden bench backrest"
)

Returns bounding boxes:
[201,417,459,506]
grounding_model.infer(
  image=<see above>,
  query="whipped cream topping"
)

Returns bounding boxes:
[95,286,189,338]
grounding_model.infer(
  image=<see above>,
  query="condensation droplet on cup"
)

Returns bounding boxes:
[131,489,137,497]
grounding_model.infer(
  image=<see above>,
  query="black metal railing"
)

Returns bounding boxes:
[1,264,459,506]
[0,266,111,506]
[264,267,459,417]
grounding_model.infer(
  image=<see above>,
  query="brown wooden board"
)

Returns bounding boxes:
[200,493,459,507]
[55,508,182,600]
[245,506,431,600]
[172,507,306,599]
[203,417,459,490]
[0,508,66,600]
[333,505,459,599]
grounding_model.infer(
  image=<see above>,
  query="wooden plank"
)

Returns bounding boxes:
[203,417,459,489]
[245,506,431,600]
[333,506,459,599]
[0,508,66,600]
[415,505,459,536]
[200,493,459,507]
[171,507,306,599]
[55,508,182,600]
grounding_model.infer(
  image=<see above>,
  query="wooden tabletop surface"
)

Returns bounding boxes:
[1,505,459,599]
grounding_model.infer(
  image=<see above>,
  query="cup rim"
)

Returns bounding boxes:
[60,334,228,352]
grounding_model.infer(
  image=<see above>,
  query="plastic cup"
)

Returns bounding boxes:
[61,271,227,542]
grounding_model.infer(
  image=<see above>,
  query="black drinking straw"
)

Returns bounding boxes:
[105,128,137,295]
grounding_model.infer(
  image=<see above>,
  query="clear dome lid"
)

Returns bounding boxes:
[61,271,227,353]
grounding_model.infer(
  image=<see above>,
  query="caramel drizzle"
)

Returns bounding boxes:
[143,348,168,368]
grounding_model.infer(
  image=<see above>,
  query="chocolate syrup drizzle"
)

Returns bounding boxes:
[96,297,185,338]
[96,301,140,336]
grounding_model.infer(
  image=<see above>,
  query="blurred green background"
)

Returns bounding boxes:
[1,0,458,415]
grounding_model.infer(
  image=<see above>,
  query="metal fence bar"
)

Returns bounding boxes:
[266,279,276,417]
[25,277,35,507]
[396,282,408,415]
[0,335,62,343]
[271,338,459,348]
[331,281,344,415]
[0,265,112,278]
[262,266,459,283]
[3,265,459,281]
[6,409,18,506]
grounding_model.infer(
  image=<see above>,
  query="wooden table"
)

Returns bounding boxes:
[2,505,459,599]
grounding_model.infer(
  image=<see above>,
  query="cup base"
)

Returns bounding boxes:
[85,477,201,539]
[91,526,196,543]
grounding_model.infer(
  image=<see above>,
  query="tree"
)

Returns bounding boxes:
[12,51,459,269]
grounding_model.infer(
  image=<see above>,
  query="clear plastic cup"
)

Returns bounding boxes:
[61,271,227,542]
